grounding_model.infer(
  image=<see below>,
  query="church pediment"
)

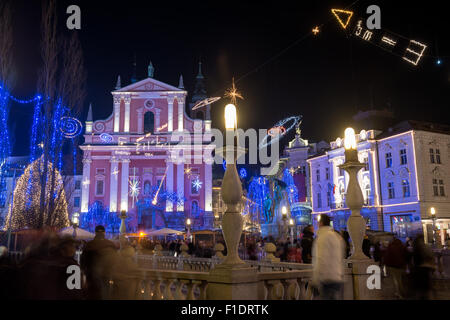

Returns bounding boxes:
[114,77,184,93]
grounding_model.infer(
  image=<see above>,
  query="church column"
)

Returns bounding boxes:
[155,109,161,131]
[120,158,130,212]
[166,158,174,212]
[177,96,185,132]
[177,162,184,212]
[81,155,91,213]
[109,157,119,212]
[167,96,174,132]
[113,96,121,133]
[124,95,131,133]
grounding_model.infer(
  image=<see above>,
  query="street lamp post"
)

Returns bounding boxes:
[338,128,367,260]
[431,207,437,247]
[289,218,294,245]
[281,206,288,242]
[72,212,80,238]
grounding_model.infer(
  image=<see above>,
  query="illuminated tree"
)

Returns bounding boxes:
[4,158,69,230]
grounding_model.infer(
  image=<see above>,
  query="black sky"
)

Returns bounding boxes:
[7,0,450,156]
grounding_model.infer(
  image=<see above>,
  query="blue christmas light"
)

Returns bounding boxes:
[239,167,247,179]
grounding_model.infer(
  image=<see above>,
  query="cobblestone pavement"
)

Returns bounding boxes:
[378,275,450,300]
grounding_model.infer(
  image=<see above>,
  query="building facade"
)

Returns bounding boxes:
[308,121,450,245]
[80,67,214,233]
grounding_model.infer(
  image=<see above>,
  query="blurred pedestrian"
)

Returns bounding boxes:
[384,238,408,299]
[312,214,345,300]
[362,235,371,258]
[409,234,435,299]
[301,225,314,264]
[80,225,118,300]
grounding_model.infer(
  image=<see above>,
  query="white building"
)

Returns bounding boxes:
[307,121,450,245]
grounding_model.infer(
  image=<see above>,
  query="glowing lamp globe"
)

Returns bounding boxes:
[282,206,287,215]
[225,104,237,130]
[186,218,191,226]
[289,218,294,226]
[431,207,436,216]
[344,127,357,150]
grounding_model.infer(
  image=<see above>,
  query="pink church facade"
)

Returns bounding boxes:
[80,76,214,232]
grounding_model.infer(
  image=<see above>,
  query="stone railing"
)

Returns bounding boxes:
[109,267,313,300]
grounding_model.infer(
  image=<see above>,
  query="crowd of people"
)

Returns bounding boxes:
[0,218,440,300]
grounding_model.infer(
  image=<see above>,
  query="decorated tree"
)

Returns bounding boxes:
[4,158,69,230]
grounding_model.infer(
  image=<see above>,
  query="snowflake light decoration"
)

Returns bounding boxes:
[192,177,203,192]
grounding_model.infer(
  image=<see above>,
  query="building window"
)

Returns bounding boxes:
[75,180,81,190]
[191,200,200,216]
[339,168,345,177]
[316,169,320,182]
[385,153,392,168]
[363,157,369,171]
[439,179,445,196]
[433,179,439,196]
[388,182,395,199]
[436,149,441,164]
[95,180,104,196]
[430,149,435,163]
[365,185,371,204]
[143,180,152,195]
[316,192,322,208]
[74,197,80,208]
[402,180,410,198]
[325,168,330,180]
[96,168,105,175]
[400,149,407,165]
[327,191,331,207]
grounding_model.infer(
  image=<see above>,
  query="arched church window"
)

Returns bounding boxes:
[143,180,152,195]
[144,112,155,134]
[191,200,199,216]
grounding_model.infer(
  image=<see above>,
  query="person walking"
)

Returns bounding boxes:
[312,214,345,300]
[384,238,408,299]
[80,225,118,300]
[409,234,435,299]
[301,225,314,264]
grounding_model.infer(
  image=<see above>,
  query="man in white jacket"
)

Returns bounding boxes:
[312,214,345,300]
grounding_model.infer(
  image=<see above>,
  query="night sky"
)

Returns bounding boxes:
[7,0,450,156]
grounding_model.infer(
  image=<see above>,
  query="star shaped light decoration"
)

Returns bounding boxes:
[312,26,320,35]
[224,77,244,105]
[129,178,140,208]
[192,177,203,192]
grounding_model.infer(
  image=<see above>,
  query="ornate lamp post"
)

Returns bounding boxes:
[431,207,437,247]
[72,212,80,238]
[119,210,127,248]
[219,103,246,266]
[338,128,367,260]
[186,218,192,242]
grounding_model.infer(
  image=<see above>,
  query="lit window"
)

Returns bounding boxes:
[385,153,392,168]
[363,157,369,171]
[430,149,435,163]
[388,182,395,199]
[316,169,320,182]
[365,185,371,204]
[436,149,441,164]
[402,180,410,198]
[325,168,330,180]
[400,149,407,165]
[327,191,331,207]
[75,180,81,190]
